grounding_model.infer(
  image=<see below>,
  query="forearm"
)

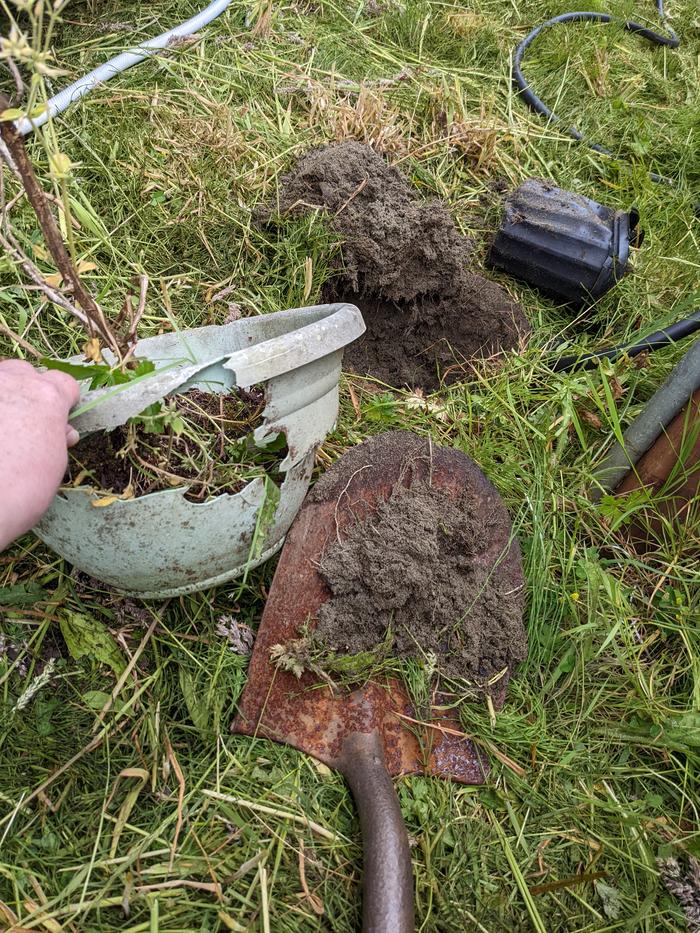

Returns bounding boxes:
[0,451,64,549]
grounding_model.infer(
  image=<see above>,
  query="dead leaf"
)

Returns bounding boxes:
[298,840,325,916]
[311,759,332,777]
[580,410,603,429]
[218,912,246,932]
[610,377,625,401]
[595,879,622,919]
[347,382,361,419]
[90,495,119,508]
[83,337,103,363]
[108,767,149,858]
[0,900,18,925]
[22,901,63,932]
[165,736,186,871]
[249,0,273,36]
[302,256,313,302]
[71,468,90,488]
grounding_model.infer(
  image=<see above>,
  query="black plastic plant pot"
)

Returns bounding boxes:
[487,178,643,307]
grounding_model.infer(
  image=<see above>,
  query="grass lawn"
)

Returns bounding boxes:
[1,0,699,928]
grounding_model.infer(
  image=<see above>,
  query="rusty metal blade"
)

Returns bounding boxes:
[233,431,524,784]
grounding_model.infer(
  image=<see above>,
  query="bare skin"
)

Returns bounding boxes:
[0,360,80,550]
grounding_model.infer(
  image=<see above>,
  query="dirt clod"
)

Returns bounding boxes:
[67,387,271,500]
[275,141,529,389]
[314,448,527,685]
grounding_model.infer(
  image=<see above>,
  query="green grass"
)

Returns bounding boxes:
[1,0,699,928]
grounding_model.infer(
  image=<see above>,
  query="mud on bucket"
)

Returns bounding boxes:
[33,303,365,599]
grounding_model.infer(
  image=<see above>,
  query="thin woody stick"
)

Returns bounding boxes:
[0,93,122,357]
[0,321,41,358]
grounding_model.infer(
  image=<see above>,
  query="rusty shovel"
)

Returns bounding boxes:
[233,431,524,931]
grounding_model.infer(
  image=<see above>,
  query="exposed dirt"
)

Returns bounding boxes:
[274,141,529,389]
[69,428,134,495]
[66,387,271,501]
[313,440,527,685]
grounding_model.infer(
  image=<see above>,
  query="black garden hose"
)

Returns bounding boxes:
[551,306,700,372]
[513,3,680,185]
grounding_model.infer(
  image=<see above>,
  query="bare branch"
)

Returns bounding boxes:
[121,274,149,365]
[0,321,41,358]
[1,157,96,339]
[0,226,92,325]
[0,92,123,358]
[114,293,131,330]
[0,137,20,178]
[129,274,148,344]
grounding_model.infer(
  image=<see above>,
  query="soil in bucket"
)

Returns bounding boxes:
[66,386,286,502]
[272,141,529,390]
[309,433,527,688]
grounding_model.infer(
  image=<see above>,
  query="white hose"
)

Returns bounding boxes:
[18,0,233,135]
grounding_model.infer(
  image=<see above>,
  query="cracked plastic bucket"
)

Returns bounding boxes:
[34,303,365,598]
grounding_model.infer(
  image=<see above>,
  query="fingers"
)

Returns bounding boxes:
[0,358,36,376]
[41,369,81,409]
[66,425,80,447]
[0,359,81,411]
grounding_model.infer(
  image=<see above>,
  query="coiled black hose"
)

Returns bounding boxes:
[513,3,696,372]
[513,3,679,184]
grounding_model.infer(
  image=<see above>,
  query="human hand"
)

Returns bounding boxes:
[0,359,80,550]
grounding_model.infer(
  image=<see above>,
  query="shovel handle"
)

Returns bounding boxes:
[341,731,414,933]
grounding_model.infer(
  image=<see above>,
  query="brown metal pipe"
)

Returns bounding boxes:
[615,388,700,544]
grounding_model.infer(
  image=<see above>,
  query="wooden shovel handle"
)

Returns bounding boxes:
[340,731,415,933]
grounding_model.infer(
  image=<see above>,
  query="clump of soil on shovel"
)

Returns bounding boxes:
[274,141,529,389]
[314,476,527,686]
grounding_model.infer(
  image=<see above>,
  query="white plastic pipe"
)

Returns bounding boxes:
[18,0,233,135]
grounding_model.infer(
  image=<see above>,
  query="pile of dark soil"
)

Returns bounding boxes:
[66,387,277,501]
[314,478,527,685]
[274,141,529,389]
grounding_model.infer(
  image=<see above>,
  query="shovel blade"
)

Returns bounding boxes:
[233,431,523,784]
